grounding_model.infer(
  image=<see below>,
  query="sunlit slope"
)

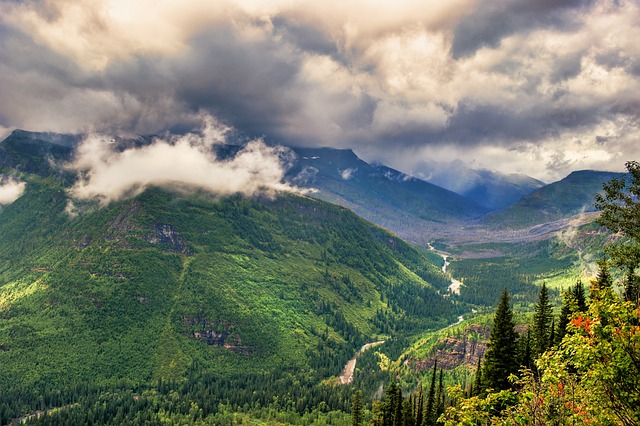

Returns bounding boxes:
[0,176,460,394]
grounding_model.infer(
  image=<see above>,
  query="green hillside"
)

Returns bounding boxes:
[481,170,624,229]
[0,168,461,422]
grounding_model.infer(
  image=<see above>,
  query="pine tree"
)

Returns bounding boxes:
[351,390,363,426]
[624,266,639,305]
[532,283,553,357]
[472,355,483,397]
[572,279,587,312]
[402,397,413,426]
[519,327,532,369]
[383,382,398,426]
[394,387,403,426]
[423,360,438,426]
[415,382,423,426]
[482,289,519,391]
[594,258,613,291]
[435,368,445,424]
[556,290,572,344]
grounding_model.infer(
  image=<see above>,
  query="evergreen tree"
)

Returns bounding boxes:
[423,360,438,426]
[351,390,363,426]
[556,290,573,344]
[435,368,445,424]
[415,382,424,426]
[623,265,639,305]
[519,327,532,369]
[402,397,413,426]
[472,355,483,397]
[594,258,613,291]
[482,289,519,391]
[532,283,553,357]
[572,279,587,312]
[548,318,555,349]
[383,382,398,426]
[393,387,403,426]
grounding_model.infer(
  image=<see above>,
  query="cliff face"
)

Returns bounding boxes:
[406,324,489,371]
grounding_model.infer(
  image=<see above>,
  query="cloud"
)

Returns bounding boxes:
[340,168,357,180]
[67,115,298,204]
[0,177,26,205]
[1,0,639,182]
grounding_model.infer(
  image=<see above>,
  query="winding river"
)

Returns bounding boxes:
[338,341,385,384]
[428,243,464,295]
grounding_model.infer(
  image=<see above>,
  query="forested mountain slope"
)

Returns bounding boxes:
[0,132,462,421]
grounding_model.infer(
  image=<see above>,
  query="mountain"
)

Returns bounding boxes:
[0,132,463,422]
[0,129,79,175]
[480,170,625,229]
[287,147,488,244]
[409,160,544,210]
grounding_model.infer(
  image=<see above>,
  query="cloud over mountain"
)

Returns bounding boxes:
[0,177,26,205]
[67,115,297,204]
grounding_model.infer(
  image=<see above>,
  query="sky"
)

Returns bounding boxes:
[1,0,639,182]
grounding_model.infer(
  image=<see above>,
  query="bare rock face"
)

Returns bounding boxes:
[406,324,489,371]
[183,315,251,354]
[148,224,191,254]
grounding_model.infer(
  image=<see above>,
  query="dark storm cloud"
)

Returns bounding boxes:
[271,17,337,57]
[1,0,639,181]
[451,0,594,58]
[172,29,302,139]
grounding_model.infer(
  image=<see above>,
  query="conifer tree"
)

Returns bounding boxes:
[351,390,363,426]
[532,283,553,357]
[623,265,639,305]
[415,382,424,426]
[423,360,438,426]
[394,387,403,426]
[472,355,483,397]
[594,258,613,291]
[402,397,413,426]
[383,382,398,426]
[572,279,587,312]
[519,327,532,369]
[482,289,519,391]
[556,290,573,344]
[435,368,445,424]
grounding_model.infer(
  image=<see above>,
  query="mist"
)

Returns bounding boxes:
[67,116,298,204]
[0,177,26,205]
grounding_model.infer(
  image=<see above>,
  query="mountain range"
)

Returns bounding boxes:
[0,129,625,423]
[0,129,465,421]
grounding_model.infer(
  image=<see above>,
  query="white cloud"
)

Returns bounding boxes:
[0,177,26,205]
[340,168,357,180]
[67,115,298,203]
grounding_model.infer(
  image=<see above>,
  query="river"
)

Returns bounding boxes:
[338,340,385,384]
[428,243,463,296]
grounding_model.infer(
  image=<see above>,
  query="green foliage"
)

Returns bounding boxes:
[481,290,519,392]
[531,283,553,357]
[351,389,364,426]
[444,165,640,425]
[0,175,463,422]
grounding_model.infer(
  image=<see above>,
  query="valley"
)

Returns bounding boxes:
[0,130,630,425]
